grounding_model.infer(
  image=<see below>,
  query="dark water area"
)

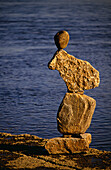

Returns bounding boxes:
[0,0,111,151]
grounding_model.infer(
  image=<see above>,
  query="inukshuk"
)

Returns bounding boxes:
[45,30,100,154]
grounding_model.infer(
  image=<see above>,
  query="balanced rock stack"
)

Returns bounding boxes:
[45,30,100,154]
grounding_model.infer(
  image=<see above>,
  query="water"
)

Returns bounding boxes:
[0,0,111,151]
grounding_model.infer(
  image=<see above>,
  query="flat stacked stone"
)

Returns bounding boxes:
[45,133,91,154]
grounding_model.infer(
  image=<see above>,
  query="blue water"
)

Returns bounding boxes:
[0,0,111,151]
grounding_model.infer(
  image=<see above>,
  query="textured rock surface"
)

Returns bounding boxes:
[57,92,96,135]
[48,49,100,92]
[1,133,111,170]
[47,31,100,154]
[54,30,69,49]
[45,133,91,154]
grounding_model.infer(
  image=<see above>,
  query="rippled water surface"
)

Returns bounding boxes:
[0,0,111,151]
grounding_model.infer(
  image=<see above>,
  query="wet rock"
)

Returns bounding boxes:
[54,30,69,49]
[45,133,91,154]
[48,49,100,92]
[57,92,96,135]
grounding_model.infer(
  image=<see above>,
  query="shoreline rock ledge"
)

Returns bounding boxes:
[0,132,111,169]
[47,30,100,154]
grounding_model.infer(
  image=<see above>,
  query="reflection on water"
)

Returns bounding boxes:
[0,0,111,151]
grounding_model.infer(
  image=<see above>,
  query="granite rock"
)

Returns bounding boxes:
[54,30,69,50]
[45,133,91,154]
[48,49,100,92]
[57,92,96,135]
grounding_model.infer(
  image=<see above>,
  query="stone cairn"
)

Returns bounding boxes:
[45,30,100,154]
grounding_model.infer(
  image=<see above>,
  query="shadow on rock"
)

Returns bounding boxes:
[0,144,48,156]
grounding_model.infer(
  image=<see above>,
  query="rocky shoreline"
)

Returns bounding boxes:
[0,132,111,169]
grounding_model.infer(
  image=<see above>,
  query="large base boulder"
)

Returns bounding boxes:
[45,133,91,154]
[57,92,96,135]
